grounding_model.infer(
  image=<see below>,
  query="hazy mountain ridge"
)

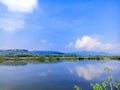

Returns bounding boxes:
[31,51,64,55]
[0,49,117,56]
[0,49,31,56]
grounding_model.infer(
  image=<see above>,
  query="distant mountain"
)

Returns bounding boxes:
[31,51,64,55]
[0,49,118,57]
[0,49,64,56]
[0,49,31,56]
[70,51,112,56]
[31,50,113,56]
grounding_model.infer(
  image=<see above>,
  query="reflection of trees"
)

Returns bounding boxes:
[0,59,64,66]
[38,59,45,63]
[1,61,27,66]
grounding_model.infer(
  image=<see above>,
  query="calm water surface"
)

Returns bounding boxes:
[0,60,120,90]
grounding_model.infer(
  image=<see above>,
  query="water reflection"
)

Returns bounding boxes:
[0,60,64,66]
[75,65,104,80]
[1,61,27,66]
[0,60,120,90]
[69,60,120,81]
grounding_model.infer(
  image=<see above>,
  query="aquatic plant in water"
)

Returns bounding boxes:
[74,67,120,90]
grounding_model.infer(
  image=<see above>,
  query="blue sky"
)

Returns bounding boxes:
[0,0,119,54]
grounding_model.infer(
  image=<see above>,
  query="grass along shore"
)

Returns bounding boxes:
[0,55,120,61]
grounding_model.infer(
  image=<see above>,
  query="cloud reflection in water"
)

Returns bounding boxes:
[69,61,120,80]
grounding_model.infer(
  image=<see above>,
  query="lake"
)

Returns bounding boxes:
[0,59,120,90]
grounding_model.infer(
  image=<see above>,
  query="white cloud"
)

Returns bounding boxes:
[40,40,53,46]
[40,40,48,44]
[0,0,38,32]
[39,40,53,50]
[68,42,73,47]
[0,17,25,32]
[69,36,114,52]
[0,0,38,13]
